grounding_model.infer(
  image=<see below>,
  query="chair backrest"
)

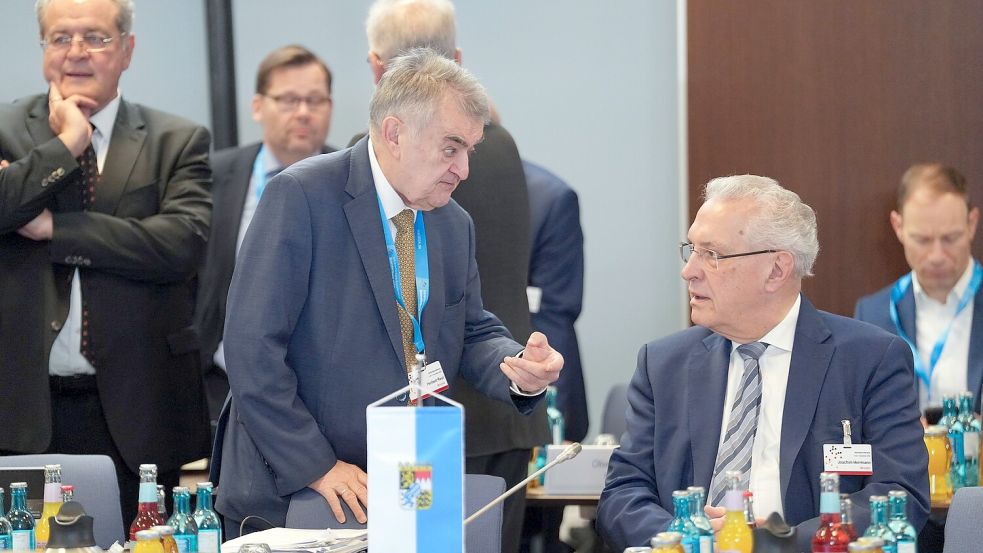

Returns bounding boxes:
[944,486,983,553]
[601,383,629,442]
[285,473,505,553]
[0,454,124,549]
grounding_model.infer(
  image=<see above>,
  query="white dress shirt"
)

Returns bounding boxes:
[716,295,801,519]
[49,95,121,376]
[913,259,976,408]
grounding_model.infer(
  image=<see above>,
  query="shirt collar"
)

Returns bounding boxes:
[732,294,801,354]
[259,143,287,177]
[89,93,121,140]
[912,258,976,305]
[368,133,416,220]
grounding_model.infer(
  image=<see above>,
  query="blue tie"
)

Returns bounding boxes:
[707,341,768,507]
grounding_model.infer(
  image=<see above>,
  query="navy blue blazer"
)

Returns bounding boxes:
[525,160,588,441]
[596,297,929,552]
[854,281,983,412]
[214,137,536,526]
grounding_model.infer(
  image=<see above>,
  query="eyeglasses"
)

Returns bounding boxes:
[40,32,128,53]
[679,242,777,270]
[263,94,331,112]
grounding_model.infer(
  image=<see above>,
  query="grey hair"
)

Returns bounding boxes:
[366,0,457,63]
[703,175,819,278]
[369,47,489,135]
[36,0,136,35]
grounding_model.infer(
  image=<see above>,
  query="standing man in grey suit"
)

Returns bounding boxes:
[364,3,548,551]
[196,45,336,425]
[855,163,982,412]
[215,48,564,535]
[0,0,212,524]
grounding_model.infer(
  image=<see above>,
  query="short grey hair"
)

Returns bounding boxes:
[366,0,456,63]
[703,175,819,278]
[369,47,489,135]
[36,0,135,35]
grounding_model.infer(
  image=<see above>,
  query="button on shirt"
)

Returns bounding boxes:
[913,259,976,408]
[716,295,800,519]
[49,95,121,376]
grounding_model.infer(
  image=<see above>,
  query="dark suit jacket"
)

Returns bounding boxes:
[351,124,549,455]
[525,160,588,442]
[855,280,983,412]
[214,136,540,526]
[596,297,929,552]
[194,142,335,420]
[0,94,212,472]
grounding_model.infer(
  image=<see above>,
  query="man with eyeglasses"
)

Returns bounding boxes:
[597,175,928,552]
[195,45,336,430]
[0,0,211,523]
[855,164,982,415]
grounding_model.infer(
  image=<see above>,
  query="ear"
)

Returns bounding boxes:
[380,115,403,158]
[251,94,263,123]
[764,251,795,292]
[121,33,135,70]
[369,51,386,85]
[968,206,980,241]
[890,210,905,243]
[453,48,463,65]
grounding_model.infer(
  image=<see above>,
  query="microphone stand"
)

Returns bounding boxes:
[464,442,583,525]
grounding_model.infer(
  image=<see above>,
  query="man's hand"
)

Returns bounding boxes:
[17,209,53,241]
[308,460,369,524]
[705,504,726,532]
[500,331,564,393]
[47,82,96,158]
[0,159,9,170]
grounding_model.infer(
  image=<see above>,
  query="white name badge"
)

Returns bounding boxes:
[823,443,874,475]
[527,286,542,314]
[408,361,450,401]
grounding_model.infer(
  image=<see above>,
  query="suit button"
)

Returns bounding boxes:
[50,320,63,331]
[64,256,74,264]
[82,258,92,267]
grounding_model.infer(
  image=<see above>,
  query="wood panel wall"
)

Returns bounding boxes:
[687,1,983,315]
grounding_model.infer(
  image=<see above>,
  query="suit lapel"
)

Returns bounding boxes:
[220,144,261,262]
[689,333,731,488]
[779,297,834,502]
[897,285,917,340]
[94,100,146,215]
[343,138,406,370]
[26,97,56,146]
[421,211,444,362]
[969,290,983,408]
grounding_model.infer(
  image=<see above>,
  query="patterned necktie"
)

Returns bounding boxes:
[392,209,418,375]
[707,341,768,507]
[75,140,100,365]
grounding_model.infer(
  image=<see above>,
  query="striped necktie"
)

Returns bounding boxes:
[707,341,768,507]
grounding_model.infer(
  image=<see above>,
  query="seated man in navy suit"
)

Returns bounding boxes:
[597,175,928,552]
[215,48,564,536]
[855,163,982,412]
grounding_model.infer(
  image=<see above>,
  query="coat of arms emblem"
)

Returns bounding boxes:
[399,463,433,510]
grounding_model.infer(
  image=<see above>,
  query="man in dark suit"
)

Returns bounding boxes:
[195,45,336,426]
[597,175,928,552]
[215,48,564,535]
[525,160,588,443]
[363,4,548,551]
[0,0,211,523]
[855,163,982,412]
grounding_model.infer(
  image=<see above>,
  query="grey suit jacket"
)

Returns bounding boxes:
[0,94,212,471]
[215,136,540,525]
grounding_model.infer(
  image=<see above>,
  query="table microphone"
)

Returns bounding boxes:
[464,442,582,525]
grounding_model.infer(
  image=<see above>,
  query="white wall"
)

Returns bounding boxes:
[1,0,686,439]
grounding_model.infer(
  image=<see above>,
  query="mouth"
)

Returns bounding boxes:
[689,291,710,304]
[64,70,94,79]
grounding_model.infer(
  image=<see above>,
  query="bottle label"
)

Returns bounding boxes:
[43,483,61,503]
[11,530,34,551]
[174,536,194,553]
[897,542,916,553]
[138,482,157,504]
[820,491,840,513]
[964,431,979,460]
[699,535,714,553]
[0,535,10,549]
[199,530,220,553]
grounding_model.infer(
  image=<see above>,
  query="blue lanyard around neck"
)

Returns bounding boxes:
[377,196,430,354]
[252,145,279,201]
[889,260,982,397]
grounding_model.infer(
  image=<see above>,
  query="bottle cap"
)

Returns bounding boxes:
[11,482,27,489]
[136,530,161,541]
[152,525,176,536]
[650,532,683,547]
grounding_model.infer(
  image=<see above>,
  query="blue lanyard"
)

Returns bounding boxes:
[889,260,982,397]
[252,145,278,201]
[377,197,430,354]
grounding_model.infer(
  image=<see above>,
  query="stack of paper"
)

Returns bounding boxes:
[220,528,367,553]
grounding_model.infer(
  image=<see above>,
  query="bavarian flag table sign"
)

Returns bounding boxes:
[367,383,464,552]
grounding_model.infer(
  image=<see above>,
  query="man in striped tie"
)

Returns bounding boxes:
[597,175,929,553]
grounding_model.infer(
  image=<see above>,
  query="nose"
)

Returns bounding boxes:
[66,38,90,59]
[451,153,470,182]
[926,239,948,265]
[680,253,701,282]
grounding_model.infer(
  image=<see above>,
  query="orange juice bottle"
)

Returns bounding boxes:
[35,464,63,550]
[924,425,952,505]
[716,470,753,553]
